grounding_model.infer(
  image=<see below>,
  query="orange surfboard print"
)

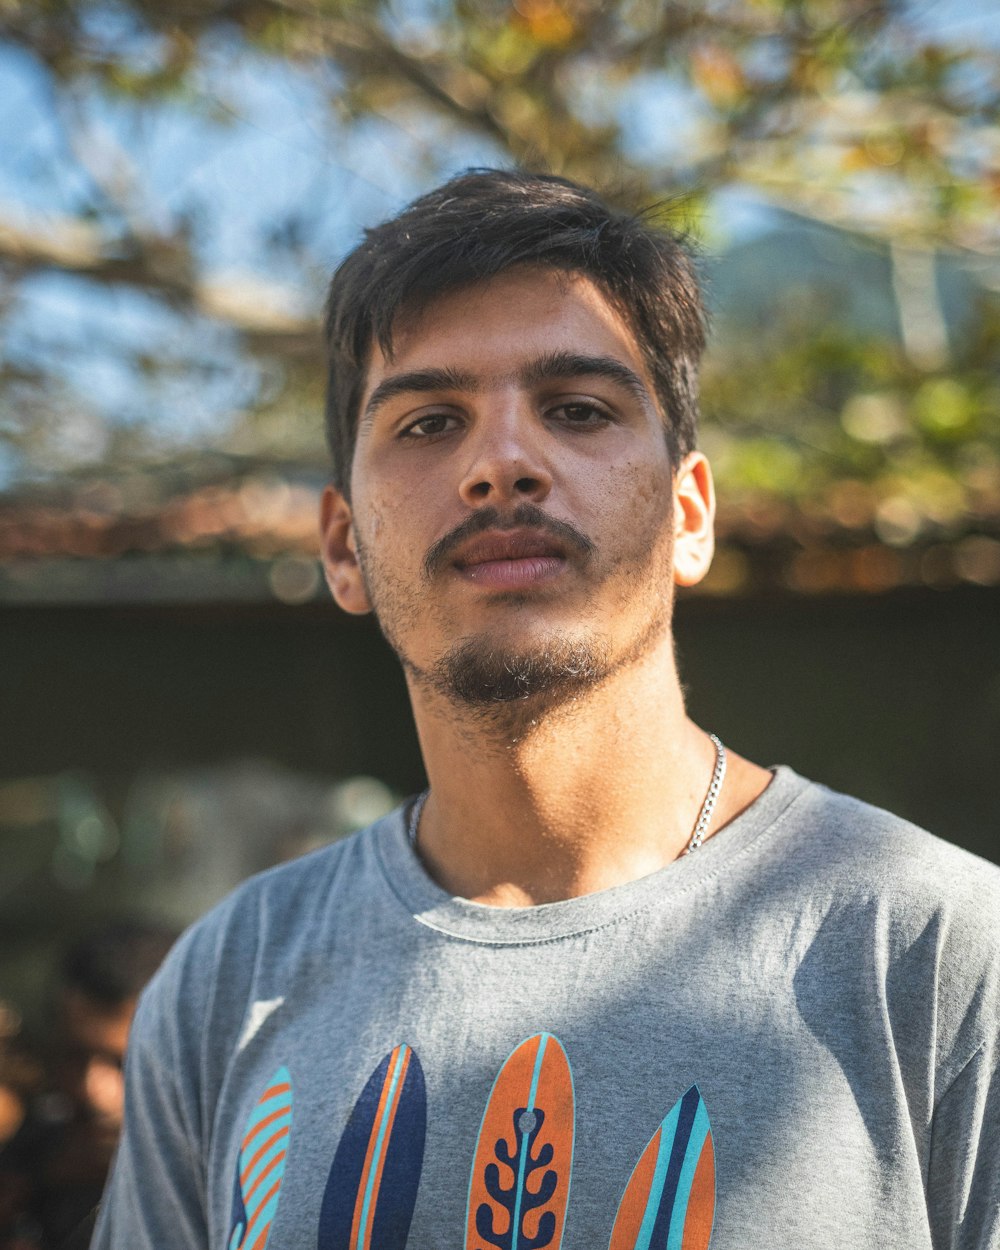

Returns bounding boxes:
[608,1085,715,1250]
[466,1032,574,1250]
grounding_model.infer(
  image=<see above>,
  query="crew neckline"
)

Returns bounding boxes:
[373,765,811,945]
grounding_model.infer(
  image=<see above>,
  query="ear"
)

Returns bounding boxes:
[319,485,372,615]
[672,451,716,588]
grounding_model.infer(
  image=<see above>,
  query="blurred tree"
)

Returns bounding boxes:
[0,0,998,540]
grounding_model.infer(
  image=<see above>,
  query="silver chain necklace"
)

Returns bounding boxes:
[683,733,726,854]
[406,733,726,857]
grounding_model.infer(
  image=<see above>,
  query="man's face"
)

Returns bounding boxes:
[322,266,712,709]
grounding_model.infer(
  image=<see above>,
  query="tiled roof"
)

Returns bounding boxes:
[1,463,998,601]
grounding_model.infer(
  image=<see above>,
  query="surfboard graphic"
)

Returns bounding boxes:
[608,1084,715,1250]
[317,1043,426,1250]
[466,1032,575,1250]
[227,1066,293,1250]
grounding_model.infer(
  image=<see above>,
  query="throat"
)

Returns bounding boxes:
[408,655,713,904]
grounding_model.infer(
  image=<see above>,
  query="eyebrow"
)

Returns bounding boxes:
[362,366,479,424]
[523,352,652,405]
[360,351,654,423]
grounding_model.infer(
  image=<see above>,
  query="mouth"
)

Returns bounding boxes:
[451,530,569,589]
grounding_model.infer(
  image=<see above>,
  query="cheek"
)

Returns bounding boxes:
[362,494,418,569]
[359,468,447,562]
[609,464,675,593]
[632,463,669,508]
[600,459,673,544]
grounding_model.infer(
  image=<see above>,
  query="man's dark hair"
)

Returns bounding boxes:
[60,920,178,1010]
[324,169,706,495]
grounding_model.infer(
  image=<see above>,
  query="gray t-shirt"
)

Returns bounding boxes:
[92,768,1000,1249]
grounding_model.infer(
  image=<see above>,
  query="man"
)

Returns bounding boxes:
[0,921,176,1249]
[92,171,999,1249]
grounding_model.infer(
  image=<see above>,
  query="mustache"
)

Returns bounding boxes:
[423,503,596,579]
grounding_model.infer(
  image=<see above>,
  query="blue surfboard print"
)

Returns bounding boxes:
[317,1043,426,1250]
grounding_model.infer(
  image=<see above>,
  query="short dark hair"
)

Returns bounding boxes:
[323,169,706,495]
[61,920,178,1010]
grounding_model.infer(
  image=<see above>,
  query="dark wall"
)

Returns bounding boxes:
[675,588,999,865]
[1,587,997,865]
[1,602,425,792]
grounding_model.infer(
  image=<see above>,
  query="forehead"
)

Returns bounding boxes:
[362,267,650,398]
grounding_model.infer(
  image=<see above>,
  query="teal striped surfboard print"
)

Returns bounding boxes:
[608,1084,715,1250]
[227,1066,294,1250]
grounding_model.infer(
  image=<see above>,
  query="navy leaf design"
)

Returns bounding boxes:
[475,1107,558,1250]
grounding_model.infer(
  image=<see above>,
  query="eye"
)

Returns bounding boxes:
[399,412,459,439]
[549,400,611,427]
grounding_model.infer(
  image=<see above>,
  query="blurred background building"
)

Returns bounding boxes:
[0,0,998,1075]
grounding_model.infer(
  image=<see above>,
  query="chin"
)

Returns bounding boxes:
[432,633,613,707]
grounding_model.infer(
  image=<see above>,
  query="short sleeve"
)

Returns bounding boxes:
[90,965,210,1248]
[926,1040,1000,1250]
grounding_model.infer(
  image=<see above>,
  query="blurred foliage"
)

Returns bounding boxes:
[703,295,1000,539]
[0,0,998,522]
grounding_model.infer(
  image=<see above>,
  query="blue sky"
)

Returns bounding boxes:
[0,1,995,486]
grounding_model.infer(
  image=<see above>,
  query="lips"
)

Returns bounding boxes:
[452,530,567,569]
[451,529,569,589]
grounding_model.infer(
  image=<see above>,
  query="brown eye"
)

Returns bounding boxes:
[401,413,457,438]
[552,402,609,426]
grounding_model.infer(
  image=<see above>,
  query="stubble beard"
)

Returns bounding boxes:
[434,630,613,707]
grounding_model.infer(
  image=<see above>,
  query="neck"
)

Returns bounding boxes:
[406,638,770,906]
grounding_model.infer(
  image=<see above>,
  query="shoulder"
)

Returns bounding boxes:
[155,830,351,984]
[129,812,402,1074]
[774,772,1000,1081]
[782,772,1000,920]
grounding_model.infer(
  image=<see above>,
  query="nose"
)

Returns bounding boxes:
[457,399,553,507]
